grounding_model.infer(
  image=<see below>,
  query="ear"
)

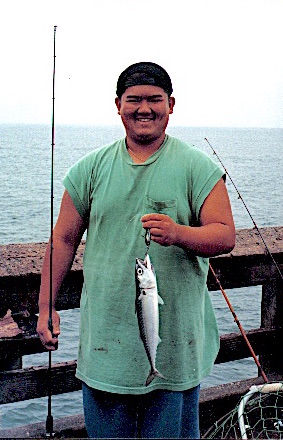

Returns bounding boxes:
[115,97,121,115]
[168,96,175,114]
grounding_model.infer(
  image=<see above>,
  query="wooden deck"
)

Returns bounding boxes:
[0,226,282,437]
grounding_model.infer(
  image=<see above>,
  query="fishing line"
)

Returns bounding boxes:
[205,137,283,283]
[46,24,57,439]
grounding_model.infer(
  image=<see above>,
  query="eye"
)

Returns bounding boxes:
[148,97,163,103]
[137,268,143,275]
[126,97,142,103]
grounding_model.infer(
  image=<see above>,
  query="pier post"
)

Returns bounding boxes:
[260,278,283,376]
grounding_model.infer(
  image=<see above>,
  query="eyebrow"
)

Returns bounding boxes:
[125,94,164,99]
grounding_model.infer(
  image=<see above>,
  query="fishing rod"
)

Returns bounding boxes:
[204,136,283,383]
[205,137,283,283]
[209,263,268,383]
[46,24,57,438]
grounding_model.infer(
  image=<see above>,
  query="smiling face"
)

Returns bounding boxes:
[115,85,175,147]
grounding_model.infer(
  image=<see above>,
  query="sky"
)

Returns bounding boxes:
[1,0,283,128]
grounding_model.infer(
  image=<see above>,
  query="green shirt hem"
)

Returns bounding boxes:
[76,366,212,395]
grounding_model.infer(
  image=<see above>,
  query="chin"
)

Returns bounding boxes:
[134,133,158,144]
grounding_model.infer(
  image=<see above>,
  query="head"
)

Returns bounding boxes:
[115,62,175,147]
[135,255,156,289]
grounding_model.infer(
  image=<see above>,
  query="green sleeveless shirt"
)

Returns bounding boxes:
[63,135,224,394]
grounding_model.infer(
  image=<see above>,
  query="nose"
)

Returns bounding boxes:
[137,99,152,114]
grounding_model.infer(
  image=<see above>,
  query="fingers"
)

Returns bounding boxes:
[37,311,60,351]
[141,215,164,241]
[37,329,59,351]
[141,213,167,231]
[141,214,177,246]
[141,213,165,223]
[43,334,59,351]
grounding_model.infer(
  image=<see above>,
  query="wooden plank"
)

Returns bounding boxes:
[0,334,45,372]
[0,327,277,366]
[0,227,282,314]
[0,414,87,439]
[0,326,279,372]
[0,226,282,281]
[0,328,281,404]
[1,228,282,278]
[2,374,283,439]
[0,325,280,370]
[0,241,84,277]
[0,360,81,404]
[216,327,282,364]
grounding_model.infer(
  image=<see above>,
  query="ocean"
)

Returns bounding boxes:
[0,124,282,430]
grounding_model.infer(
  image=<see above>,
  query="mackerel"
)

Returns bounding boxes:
[135,253,165,386]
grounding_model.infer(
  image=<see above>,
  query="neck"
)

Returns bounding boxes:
[126,134,167,162]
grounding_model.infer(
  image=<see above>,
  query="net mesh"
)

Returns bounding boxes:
[203,383,283,439]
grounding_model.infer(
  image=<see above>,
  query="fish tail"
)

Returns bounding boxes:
[145,368,166,386]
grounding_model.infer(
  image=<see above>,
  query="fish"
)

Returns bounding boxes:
[135,253,165,386]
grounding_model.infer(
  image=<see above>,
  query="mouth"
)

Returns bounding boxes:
[134,113,155,123]
[136,258,146,268]
[135,118,154,123]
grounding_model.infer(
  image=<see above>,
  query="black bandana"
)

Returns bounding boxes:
[116,62,173,98]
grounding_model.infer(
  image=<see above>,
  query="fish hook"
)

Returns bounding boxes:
[145,228,151,257]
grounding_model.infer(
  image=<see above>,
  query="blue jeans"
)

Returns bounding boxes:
[82,383,200,439]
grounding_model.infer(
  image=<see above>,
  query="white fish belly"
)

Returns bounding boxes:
[140,289,160,366]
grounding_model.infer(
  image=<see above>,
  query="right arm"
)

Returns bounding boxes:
[37,190,86,350]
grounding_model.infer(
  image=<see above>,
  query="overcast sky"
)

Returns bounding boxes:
[1,0,283,127]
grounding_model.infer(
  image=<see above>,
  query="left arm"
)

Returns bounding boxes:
[141,178,235,257]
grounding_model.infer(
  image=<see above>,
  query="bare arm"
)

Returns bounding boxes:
[141,178,235,257]
[37,190,86,350]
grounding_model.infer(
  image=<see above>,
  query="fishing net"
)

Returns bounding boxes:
[203,382,283,439]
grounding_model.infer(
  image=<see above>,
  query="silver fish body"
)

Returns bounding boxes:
[135,254,165,386]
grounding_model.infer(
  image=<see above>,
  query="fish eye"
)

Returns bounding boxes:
[137,268,143,275]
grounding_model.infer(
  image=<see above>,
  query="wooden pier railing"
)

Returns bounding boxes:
[0,226,282,438]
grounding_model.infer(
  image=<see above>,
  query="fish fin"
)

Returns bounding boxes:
[158,294,164,305]
[158,335,162,344]
[145,369,166,386]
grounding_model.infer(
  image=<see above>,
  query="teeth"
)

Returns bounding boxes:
[137,118,152,122]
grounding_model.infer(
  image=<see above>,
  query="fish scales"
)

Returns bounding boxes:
[135,254,165,386]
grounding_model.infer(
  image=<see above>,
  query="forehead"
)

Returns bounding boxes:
[121,84,167,98]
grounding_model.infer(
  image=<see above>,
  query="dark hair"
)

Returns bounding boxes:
[116,62,173,98]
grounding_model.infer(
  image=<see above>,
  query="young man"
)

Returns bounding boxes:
[37,62,235,438]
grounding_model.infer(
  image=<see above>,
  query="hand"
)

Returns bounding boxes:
[141,213,178,247]
[37,309,60,351]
